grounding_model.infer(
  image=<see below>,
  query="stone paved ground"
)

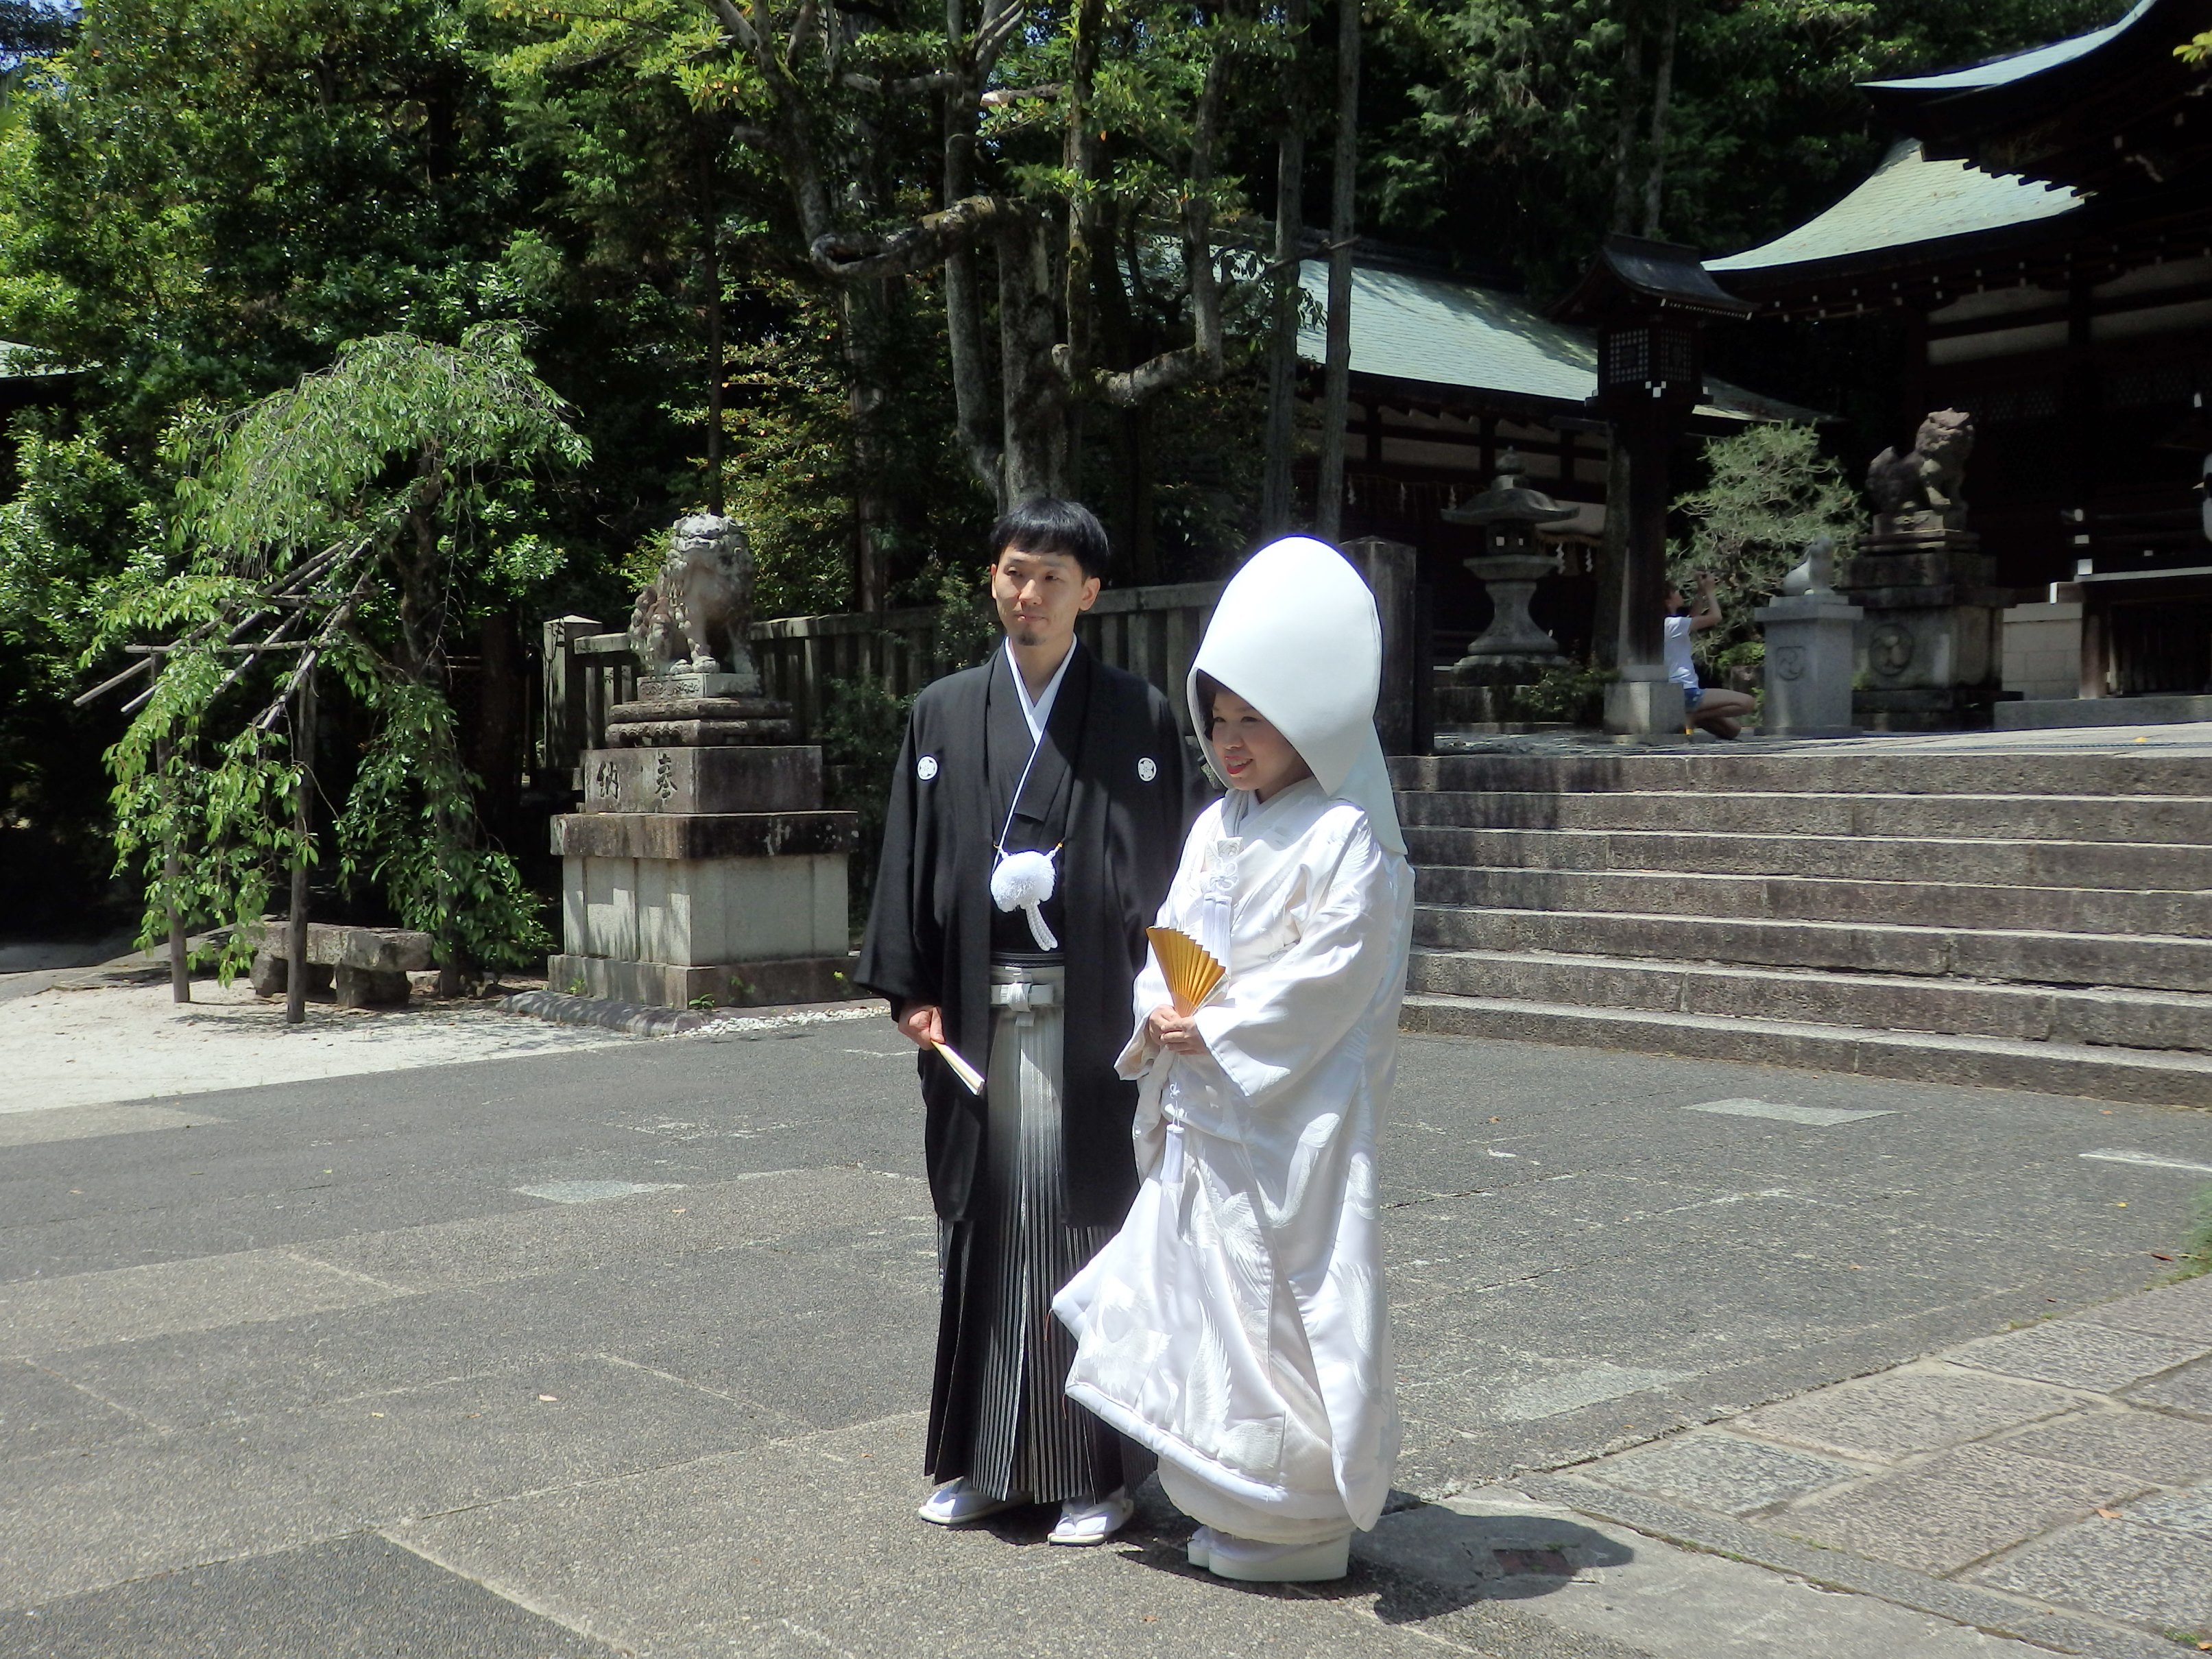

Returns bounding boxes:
[2,1018,2209,1657]
[1552,1274,2212,1654]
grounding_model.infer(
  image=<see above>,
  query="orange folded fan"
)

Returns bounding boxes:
[1146,926,1227,1016]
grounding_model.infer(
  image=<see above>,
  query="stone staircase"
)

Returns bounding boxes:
[1392,747,2212,1106]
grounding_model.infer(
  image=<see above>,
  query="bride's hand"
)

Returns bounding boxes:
[1147,1003,1205,1055]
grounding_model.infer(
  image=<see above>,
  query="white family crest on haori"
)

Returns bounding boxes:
[916,754,939,781]
[1138,756,1159,783]
[1055,536,1416,1548]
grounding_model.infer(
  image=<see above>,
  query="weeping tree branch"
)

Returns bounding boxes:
[809,192,1013,279]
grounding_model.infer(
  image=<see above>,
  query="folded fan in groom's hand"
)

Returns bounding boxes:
[1146,926,1226,1017]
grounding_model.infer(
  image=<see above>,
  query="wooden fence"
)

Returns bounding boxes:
[540,580,1227,788]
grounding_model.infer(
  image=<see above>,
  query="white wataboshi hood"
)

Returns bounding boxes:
[1188,536,1406,855]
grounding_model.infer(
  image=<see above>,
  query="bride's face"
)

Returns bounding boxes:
[1207,689,1312,802]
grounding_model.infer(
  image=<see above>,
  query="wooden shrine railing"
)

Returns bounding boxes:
[539,580,1228,786]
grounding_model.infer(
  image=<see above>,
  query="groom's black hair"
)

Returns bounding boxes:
[990,496,1112,582]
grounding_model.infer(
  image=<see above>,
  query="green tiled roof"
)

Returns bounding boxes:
[1862,0,2148,94]
[1295,258,1819,423]
[1708,141,2082,278]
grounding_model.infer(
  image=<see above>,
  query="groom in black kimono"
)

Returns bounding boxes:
[857,497,1203,1545]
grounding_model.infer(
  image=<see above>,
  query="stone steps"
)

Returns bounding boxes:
[1412,865,2212,937]
[1413,906,2212,994]
[1406,946,2212,1052]
[1392,745,2212,1105]
[1400,993,2212,1108]
[1393,752,2212,797]
[1403,825,2212,892]
[1399,789,2212,844]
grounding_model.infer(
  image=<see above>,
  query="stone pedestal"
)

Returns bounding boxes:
[1603,663,1687,737]
[1839,526,2010,732]
[550,680,854,1010]
[1755,593,1862,737]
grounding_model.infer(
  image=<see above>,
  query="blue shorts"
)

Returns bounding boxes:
[1682,686,1705,711]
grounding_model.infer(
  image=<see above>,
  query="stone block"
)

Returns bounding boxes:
[335,964,410,1008]
[1755,593,1861,736]
[241,924,432,973]
[1977,1518,2212,1630]
[563,853,847,966]
[1778,1444,2141,1576]
[2123,1485,2212,1538]
[1949,1321,2209,1393]
[550,811,856,861]
[577,745,822,815]
[1589,1430,1863,1515]
[1737,1365,2079,1462]
[2086,1278,2212,1345]
[247,951,333,999]
[1999,1407,2212,1482]
[546,952,852,1010]
[2126,1356,2212,1420]
[1603,669,1687,737]
[2001,601,2083,702]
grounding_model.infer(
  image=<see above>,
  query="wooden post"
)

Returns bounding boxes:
[155,734,189,1004]
[1316,0,1360,541]
[1342,536,1417,754]
[285,665,315,1027]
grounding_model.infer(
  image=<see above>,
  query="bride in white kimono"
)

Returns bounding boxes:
[1053,537,1415,1584]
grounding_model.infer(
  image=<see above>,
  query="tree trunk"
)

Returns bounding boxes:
[285,666,315,1027]
[395,447,448,691]
[942,0,1002,501]
[474,608,523,851]
[701,152,726,516]
[998,209,1064,500]
[1641,0,1678,237]
[1261,0,1310,537]
[842,281,894,612]
[1316,0,1358,542]
[1609,0,1645,234]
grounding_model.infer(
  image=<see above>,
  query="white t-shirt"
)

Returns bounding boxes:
[1662,614,1700,692]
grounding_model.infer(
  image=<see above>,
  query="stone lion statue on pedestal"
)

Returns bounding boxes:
[1867,409,1973,531]
[628,514,758,680]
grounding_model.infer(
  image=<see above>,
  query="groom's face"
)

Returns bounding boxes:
[991,545,1101,653]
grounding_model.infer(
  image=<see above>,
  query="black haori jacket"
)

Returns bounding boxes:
[856,643,1206,1227]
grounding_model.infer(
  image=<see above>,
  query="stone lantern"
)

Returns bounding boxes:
[1443,452,1580,688]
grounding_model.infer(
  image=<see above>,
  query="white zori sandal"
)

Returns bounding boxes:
[1199,1529,1352,1583]
[1047,1488,1135,1546]
[917,1478,1024,1525]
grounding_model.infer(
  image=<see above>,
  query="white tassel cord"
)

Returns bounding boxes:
[991,848,1061,951]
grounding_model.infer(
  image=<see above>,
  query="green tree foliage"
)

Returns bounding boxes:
[97,326,588,974]
[1669,420,1858,667]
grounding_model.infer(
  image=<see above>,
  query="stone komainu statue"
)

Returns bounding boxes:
[628,513,758,679]
[1867,409,1973,527]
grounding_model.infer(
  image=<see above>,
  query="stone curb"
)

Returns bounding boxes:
[502,990,885,1040]
[1517,1472,2180,1659]
[499,989,712,1037]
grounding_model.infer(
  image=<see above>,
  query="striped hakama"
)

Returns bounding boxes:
[929,958,1127,1503]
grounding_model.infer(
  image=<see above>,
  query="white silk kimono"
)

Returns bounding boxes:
[1053,776,1415,1541]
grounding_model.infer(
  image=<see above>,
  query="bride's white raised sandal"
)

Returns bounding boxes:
[1186,1525,1218,1569]
[1203,1530,1353,1583]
